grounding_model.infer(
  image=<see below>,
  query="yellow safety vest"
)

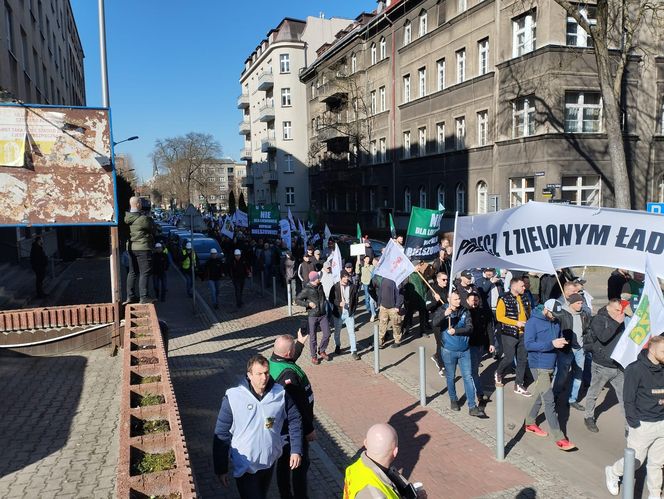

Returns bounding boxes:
[343,456,400,499]
[181,250,195,270]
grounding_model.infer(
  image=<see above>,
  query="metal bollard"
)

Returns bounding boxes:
[419,346,426,406]
[287,281,292,316]
[496,384,505,461]
[272,276,277,306]
[622,448,635,499]
[373,324,380,374]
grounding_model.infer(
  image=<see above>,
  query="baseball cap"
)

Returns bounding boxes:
[567,293,584,304]
[210,248,218,254]
[155,242,162,248]
[308,271,320,281]
[314,249,321,255]
[185,242,192,250]
[460,270,472,279]
[543,299,561,313]
[344,262,353,269]
[234,249,241,256]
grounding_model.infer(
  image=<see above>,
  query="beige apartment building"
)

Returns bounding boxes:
[191,159,248,213]
[300,0,664,233]
[238,15,353,221]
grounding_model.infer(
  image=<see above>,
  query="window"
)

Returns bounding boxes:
[351,52,357,73]
[285,187,295,206]
[437,59,446,91]
[458,0,467,13]
[477,110,489,146]
[283,121,292,140]
[436,122,446,153]
[456,49,466,84]
[436,185,446,209]
[561,175,601,206]
[403,74,411,103]
[403,21,412,46]
[455,116,466,149]
[510,177,535,207]
[455,183,466,213]
[476,181,488,213]
[565,92,602,133]
[379,37,386,60]
[404,187,412,211]
[281,88,291,107]
[370,90,377,114]
[284,154,294,173]
[513,97,536,137]
[418,67,426,98]
[419,10,428,36]
[379,86,386,112]
[567,5,596,47]
[371,140,377,163]
[419,186,427,207]
[403,131,411,159]
[513,11,537,57]
[379,138,387,162]
[279,54,290,73]
[478,38,489,75]
[371,43,377,65]
[418,127,427,156]
[5,3,14,53]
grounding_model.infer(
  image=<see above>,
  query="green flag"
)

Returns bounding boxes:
[389,213,396,239]
[404,206,444,260]
[356,223,362,242]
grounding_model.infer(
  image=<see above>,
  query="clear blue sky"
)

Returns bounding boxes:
[70,0,372,181]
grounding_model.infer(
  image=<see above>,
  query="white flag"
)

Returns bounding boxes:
[374,239,416,286]
[288,207,296,231]
[234,209,248,228]
[221,218,234,239]
[279,219,292,250]
[611,256,664,368]
[298,219,308,249]
[324,243,343,283]
[323,224,332,250]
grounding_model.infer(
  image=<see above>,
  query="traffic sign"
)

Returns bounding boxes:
[646,202,664,214]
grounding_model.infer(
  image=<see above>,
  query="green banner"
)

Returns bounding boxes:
[404,206,444,260]
[249,203,280,237]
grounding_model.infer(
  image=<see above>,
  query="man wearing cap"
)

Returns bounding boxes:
[455,270,477,306]
[204,248,225,309]
[297,253,317,287]
[313,249,323,270]
[230,249,251,309]
[552,293,592,410]
[330,270,361,360]
[295,271,332,364]
[180,242,198,298]
[523,299,577,451]
[152,243,170,302]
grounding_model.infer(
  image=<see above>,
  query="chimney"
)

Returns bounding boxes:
[376,0,386,13]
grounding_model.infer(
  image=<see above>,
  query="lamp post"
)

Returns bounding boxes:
[113,136,139,147]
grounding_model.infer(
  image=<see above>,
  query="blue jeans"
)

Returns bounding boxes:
[208,279,221,306]
[362,284,376,317]
[469,346,484,397]
[334,309,357,353]
[442,348,477,409]
[553,348,586,403]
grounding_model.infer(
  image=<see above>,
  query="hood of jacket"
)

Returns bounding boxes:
[125,211,141,224]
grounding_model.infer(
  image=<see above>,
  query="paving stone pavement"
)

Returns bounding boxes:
[0,348,121,498]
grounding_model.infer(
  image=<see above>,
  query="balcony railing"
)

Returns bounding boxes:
[261,130,277,152]
[257,69,274,91]
[258,100,275,122]
[262,170,278,184]
[318,125,347,142]
[237,93,249,108]
[238,117,251,135]
[240,148,252,161]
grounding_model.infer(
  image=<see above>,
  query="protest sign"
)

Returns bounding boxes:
[248,204,279,237]
[404,207,444,261]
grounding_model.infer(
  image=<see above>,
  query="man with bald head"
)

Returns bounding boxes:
[125,196,155,304]
[344,424,427,498]
[270,329,316,499]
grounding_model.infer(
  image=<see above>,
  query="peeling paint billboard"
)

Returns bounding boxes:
[0,104,116,226]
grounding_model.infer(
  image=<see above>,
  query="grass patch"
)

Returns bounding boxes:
[138,393,165,407]
[131,356,159,366]
[130,373,161,385]
[131,418,170,436]
[132,450,176,475]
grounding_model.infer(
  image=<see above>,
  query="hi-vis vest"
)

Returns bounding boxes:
[343,455,400,499]
[269,359,314,405]
[181,250,195,270]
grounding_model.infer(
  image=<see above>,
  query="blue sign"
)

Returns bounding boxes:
[647,203,664,214]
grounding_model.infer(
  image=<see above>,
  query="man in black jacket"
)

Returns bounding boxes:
[329,270,361,360]
[270,330,317,499]
[30,236,48,298]
[605,335,664,498]
[295,272,332,364]
[607,268,631,300]
[204,248,225,309]
[229,249,251,308]
[376,277,404,348]
[466,292,494,403]
[152,243,170,302]
[583,299,626,432]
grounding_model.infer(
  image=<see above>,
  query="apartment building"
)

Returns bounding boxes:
[238,15,353,220]
[190,159,248,213]
[301,0,664,233]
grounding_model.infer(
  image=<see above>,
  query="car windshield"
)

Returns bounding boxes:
[193,239,220,252]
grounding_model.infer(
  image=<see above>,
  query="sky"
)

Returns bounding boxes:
[70,0,372,181]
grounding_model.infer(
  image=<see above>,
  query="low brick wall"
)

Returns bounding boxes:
[117,303,196,498]
[0,303,115,332]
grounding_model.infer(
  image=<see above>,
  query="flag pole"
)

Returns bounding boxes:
[416,271,445,305]
[448,211,459,300]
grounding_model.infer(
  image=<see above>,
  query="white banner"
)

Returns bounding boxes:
[279,219,292,251]
[298,219,308,249]
[375,239,415,286]
[325,243,343,283]
[221,218,234,239]
[611,256,664,368]
[233,209,248,228]
[324,224,332,249]
[453,202,664,276]
[288,207,296,231]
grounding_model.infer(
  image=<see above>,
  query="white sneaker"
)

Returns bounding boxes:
[514,385,532,397]
[605,466,619,496]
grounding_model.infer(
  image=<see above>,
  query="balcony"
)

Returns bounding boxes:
[237,93,249,109]
[258,100,275,122]
[261,130,277,152]
[262,170,278,184]
[318,125,347,142]
[319,83,348,106]
[238,117,251,135]
[242,175,254,187]
[256,69,274,91]
[240,148,252,161]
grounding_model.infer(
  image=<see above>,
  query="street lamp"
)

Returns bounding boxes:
[113,135,139,147]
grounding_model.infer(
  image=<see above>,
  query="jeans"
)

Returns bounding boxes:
[308,315,331,356]
[153,273,167,302]
[334,309,357,353]
[208,279,221,307]
[442,348,477,409]
[233,278,245,307]
[127,249,152,302]
[496,334,528,386]
[525,368,564,441]
[584,362,624,420]
[553,348,586,403]
[277,440,310,499]
[362,284,376,317]
[469,346,484,397]
[236,466,274,499]
[184,272,193,297]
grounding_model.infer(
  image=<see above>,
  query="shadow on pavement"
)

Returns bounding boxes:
[388,401,430,480]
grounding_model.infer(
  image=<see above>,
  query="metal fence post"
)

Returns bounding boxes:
[287,281,293,316]
[373,324,380,374]
[622,448,635,499]
[418,346,426,406]
[496,385,505,461]
[272,276,277,306]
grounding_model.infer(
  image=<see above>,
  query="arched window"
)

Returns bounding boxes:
[351,53,357,73]
[379,37,386,60]
[403,20,412,46]
[436,185,446,210]
[455,182,466,214]
[476,181,488,214]
[419,186,427,208]
[404,187,412,212]
[419,10,428,36]
[371,43,377,65]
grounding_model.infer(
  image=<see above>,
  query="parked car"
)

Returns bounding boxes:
[190,237,223,270]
